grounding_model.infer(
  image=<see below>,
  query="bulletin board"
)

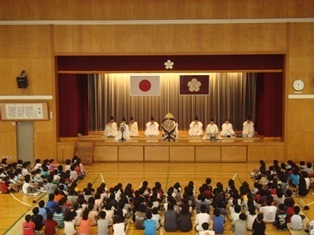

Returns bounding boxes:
[0,103,49,120]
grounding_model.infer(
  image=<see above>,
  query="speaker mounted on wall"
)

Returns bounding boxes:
[16,70,28,88]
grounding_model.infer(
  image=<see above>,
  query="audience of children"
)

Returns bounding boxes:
[12,157,314,234]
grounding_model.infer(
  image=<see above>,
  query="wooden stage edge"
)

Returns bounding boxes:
[57,131,284,164]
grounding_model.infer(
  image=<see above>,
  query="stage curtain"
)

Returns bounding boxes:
[59,74,89,137]
[88,73,256,132]
[255,73,283,137]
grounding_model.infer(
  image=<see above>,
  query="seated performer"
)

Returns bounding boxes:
[220,118,235,137]
[103,115,118,137]
[203,118,219,140]
[242,115,255,137]
[128,116,139,137]
[188,116,203,137]
[114,117,131,141]
[145,116,160,137]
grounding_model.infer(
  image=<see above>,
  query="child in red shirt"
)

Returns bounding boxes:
[22,215,35,235]
[44,213,58,235]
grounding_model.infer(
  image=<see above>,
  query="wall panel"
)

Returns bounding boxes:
[72,26,93,53]
[91,26,114,53]
[228,0,249,19]
[247,24,270,51]
[268,24,287,51]
[111,26,132,53]
[189,25,210,52]
[208,0,229,19]
[206,25,229,52]
[289,23,308,56]
[130,26,152,53]
[0,26,16,57]
[227,24,249,52]
[54,26,74,53]
[149,25,170,53]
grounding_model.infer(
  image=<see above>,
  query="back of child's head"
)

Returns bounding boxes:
[55,206,62,214]
[200,205,207,213]
[47,213,53,220]
[32,207,39,215]
[146,211,152,219]
[234,205,241,213]
[24,174,31,183]
[88,202,94,211]
[286,189,293,197]
[294,206,300,214]
[214,208,221,217]
[25,214,32,222]
[152,207,159,215]
[64,212,74,221]
[201,222,209,230]
[239,212,247,220]
[266,199,272,206]
[278,203,285,211]
[205,178,212,185]
[82,209,89,220]
[99,211,106,219]
[167,203,174,211]
[257,212,264,222]
[180,204,190,215]
[65,159,71,165]
[248,205,256,215]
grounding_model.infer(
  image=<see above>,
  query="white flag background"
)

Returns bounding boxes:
[130,76,160,96]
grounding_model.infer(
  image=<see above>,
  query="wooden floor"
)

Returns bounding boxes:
[2,162,314,234]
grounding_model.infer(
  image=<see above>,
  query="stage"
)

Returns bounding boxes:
[56,131,284,164]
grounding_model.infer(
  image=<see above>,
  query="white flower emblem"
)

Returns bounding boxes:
[164,59,174,69]
[187,78,202,92]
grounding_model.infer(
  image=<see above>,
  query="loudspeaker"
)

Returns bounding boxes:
[16,76,28,88]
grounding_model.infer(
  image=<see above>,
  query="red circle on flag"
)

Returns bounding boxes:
[139,80,151,92]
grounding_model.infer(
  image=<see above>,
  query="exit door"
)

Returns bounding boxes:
[17,121,34,162]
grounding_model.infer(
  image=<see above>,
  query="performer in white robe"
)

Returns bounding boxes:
[128,116,139,137]
[114,117,131,141]
[145,116,160,137]
[103,115,118,137]
[203,118,219,140]
[188,116,203,136]
[242,116,255,137]
[220,118,235,137]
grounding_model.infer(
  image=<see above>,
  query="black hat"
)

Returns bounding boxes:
[150,116,154,121]
[110,115,114,120]
[195,116,199,120]
[246,115,251,121]
[210,118,214,122]
[122,117,126,122]
[130,116,134,120]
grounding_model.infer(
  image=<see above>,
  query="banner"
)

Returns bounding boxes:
[179,75,210,95]
[130,76,160,96]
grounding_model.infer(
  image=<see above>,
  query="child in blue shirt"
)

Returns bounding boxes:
[212,208,225,234]
[144,211,156,235]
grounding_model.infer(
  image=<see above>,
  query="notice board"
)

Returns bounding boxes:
[0,103,49,120]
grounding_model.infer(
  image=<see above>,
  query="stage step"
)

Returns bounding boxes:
[75,141,94,164]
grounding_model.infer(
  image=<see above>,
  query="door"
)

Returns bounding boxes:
[17,121,34,162]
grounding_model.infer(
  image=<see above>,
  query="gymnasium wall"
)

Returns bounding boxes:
[0,0,313,162]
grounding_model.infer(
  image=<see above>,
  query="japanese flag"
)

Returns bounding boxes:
[130,76,160,96]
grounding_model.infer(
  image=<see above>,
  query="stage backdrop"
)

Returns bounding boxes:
[87,73,257,132]
[58,72,282,137]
